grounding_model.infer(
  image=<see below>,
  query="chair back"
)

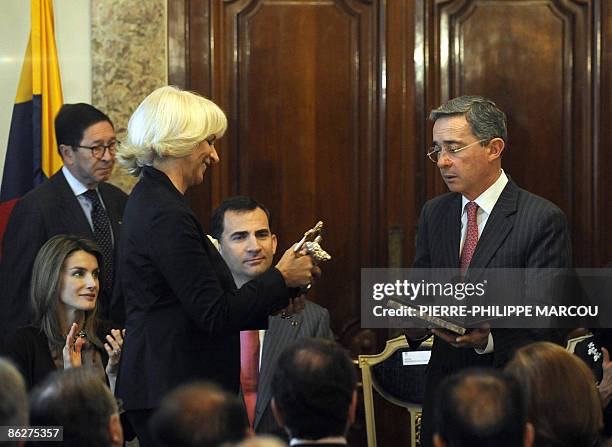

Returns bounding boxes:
[359,335,432,447]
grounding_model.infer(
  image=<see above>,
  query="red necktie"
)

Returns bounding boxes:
[460,202,479,273]
[240,330,260,428]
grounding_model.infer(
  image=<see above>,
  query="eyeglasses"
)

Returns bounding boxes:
[426,138,487,163]
[74,141,119,159]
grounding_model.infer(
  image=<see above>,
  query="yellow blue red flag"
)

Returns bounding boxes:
[1,0,63,203]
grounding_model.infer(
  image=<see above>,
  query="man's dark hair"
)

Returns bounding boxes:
[55,103,113,155]
[0,358,28,446]
[434,368,527,447]
[29,368,118,447]
[210,195,272,240]
[271,338,357,439]
[429,95,508,143]
[150,381,247,447]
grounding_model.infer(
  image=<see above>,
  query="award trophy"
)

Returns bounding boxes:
[280,222,331,319]
[293,221,331,263]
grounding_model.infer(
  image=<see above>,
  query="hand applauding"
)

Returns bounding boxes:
[63,323,86,369]
[104,329,125,376]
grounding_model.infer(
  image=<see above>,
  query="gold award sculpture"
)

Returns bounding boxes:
[279,221,331,319]
[293,221,331,263]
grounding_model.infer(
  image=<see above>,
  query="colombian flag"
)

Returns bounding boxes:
[0,0,63,252]
[0,0,63,204]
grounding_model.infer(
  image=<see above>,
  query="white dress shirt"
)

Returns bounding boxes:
[62,166,114,243]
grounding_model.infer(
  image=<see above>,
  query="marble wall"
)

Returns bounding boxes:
[91,0,168,192]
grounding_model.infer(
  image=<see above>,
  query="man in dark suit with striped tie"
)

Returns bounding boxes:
[0,104,127,339]
[211,196,333,438]
[409,95,571,447]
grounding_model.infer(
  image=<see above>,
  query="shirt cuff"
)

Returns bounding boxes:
[475,333,494,354]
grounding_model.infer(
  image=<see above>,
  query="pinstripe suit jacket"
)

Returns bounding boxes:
[253,300,333,437]
[0,170,127,338]
[414,178,571,447]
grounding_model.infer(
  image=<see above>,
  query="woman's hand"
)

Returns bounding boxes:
[275,245,318,288]
[104,329,125,376]
[63,323,85,369]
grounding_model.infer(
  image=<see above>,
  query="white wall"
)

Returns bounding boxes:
[0,0,91,187]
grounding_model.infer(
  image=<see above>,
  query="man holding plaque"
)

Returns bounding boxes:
[410,95,571,447]
[211,196,333,438]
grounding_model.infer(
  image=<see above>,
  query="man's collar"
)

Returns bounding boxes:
[290,436,348,445]
[462,169,508,214]
[62,166,92,196]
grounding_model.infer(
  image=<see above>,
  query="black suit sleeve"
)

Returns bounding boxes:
[0,200,47,338]
[413,202,432,269]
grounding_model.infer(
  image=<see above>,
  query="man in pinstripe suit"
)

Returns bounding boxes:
[211,196,333,438]
[411,95,571,447]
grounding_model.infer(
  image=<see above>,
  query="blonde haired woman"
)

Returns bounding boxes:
[115,86,316,446]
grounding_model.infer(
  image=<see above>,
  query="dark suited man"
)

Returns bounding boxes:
[410,95,571,447]
[271,338,357,446]
[150,381,248,447]
[433,369,534,447]
[0,104,127,338]
[211,196,333,437]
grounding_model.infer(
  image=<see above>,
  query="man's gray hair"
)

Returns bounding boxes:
[0,358,28,428]
[429,95,508,143]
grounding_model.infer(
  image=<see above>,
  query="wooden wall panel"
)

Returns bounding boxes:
[385,0,420,268]
[598,0,612,267]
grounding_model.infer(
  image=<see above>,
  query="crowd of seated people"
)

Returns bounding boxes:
[0,227,609,447]
[2,312,612,447]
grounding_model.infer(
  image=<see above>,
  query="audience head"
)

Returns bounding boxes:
[119,85,227,177]
[235,436,287,447]
[30,235,103,349]
[29,368,122,447]
[271,338,357,440]
[505,341,603,447]
[433,368,533,447]
[150,381,248,447]
[55,103,116,188]
[0,358,28,447]
[211,196,276,287]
